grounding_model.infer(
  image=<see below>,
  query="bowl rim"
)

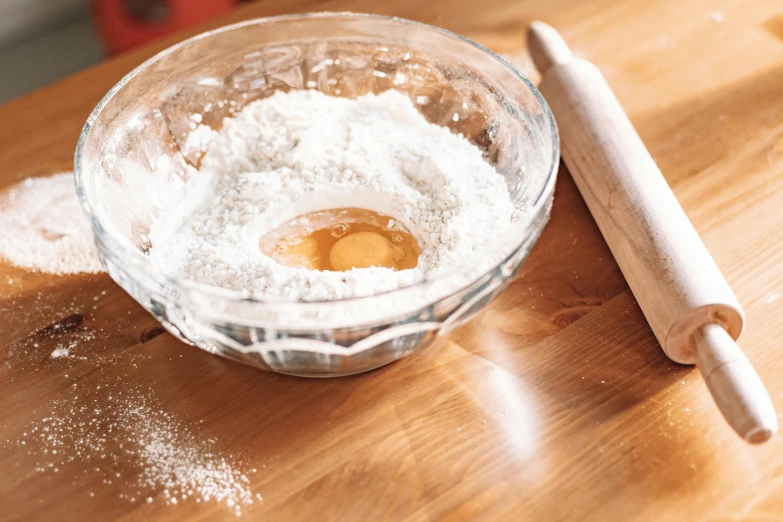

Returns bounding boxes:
[74,11,560,312]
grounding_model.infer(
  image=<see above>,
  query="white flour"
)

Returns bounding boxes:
[151,90,514,301]
[0,173,102,274]
[9,381,261,516]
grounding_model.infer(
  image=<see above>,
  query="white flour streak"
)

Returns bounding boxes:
[0,173,102,274]
[49,346,72,358]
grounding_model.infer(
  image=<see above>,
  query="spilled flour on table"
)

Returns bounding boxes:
[2,308,105,375]
[49,345,73,358]
[6,380,261,516]
[45,327,96,361]
[0,172,102,274]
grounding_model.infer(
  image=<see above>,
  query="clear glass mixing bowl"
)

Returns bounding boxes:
[75,13,559,377]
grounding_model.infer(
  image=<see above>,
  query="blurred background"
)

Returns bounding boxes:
[0,0,251,102]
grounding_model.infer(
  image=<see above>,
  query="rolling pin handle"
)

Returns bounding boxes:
[528,21,574,74]
[692,324,778,443]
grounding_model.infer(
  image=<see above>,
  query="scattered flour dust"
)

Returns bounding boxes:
[8,381,261,516]
[151,89,515,301]
[0,172,102,274]
[49,345,73,358]
[47,329,95,360]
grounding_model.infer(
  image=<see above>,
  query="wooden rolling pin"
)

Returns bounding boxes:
[527,21,778,443]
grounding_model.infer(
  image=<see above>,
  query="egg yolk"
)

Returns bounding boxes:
[259,208,419,272]
[329,231,403,271]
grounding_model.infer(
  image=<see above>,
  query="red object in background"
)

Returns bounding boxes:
[91,0,239,55]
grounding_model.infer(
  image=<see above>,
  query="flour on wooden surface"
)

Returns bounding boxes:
[151,90,515,301]
[7,382,261,516]
[0,173,102,274]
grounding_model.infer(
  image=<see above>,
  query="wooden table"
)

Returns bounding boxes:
[2,0,783,520]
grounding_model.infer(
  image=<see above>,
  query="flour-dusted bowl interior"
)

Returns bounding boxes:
[75,13,559,376]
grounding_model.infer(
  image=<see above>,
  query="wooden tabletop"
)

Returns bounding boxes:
[2,0,783,520]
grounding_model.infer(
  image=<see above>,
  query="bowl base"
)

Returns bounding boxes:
[275,360,395,378]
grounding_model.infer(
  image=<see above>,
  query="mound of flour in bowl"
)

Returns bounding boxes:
[151,89,515,301]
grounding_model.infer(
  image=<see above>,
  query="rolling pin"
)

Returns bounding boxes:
[527,21,778,443]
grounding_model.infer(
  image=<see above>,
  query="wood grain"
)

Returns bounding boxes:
[2,0,783,520]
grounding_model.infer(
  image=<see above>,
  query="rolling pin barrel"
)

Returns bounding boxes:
[527,22,777,443]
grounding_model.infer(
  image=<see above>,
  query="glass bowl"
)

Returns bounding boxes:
[74,13,559,377]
